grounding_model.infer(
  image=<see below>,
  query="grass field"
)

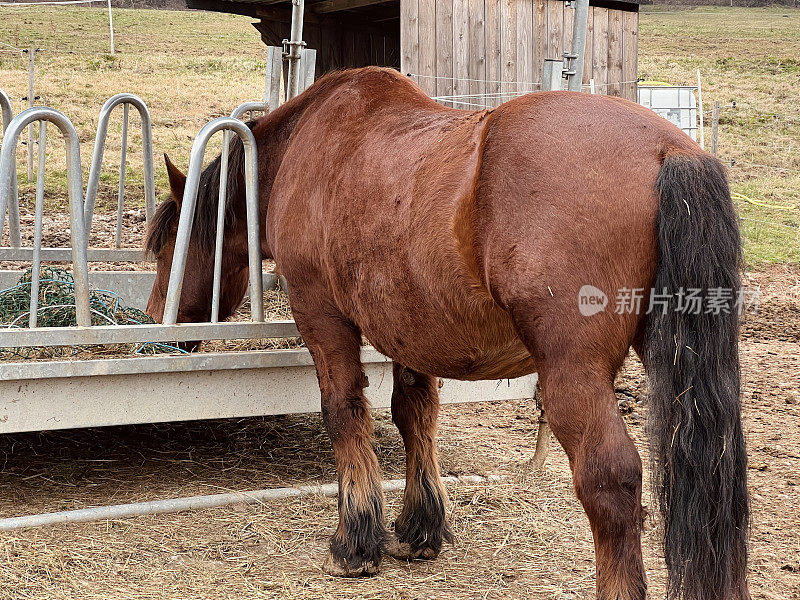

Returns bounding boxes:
[638,6,800,264]
[0,5,798,264]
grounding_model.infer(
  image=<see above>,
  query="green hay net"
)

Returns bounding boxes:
[0,266,178,359]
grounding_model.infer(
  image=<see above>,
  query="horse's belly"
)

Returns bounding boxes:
[356,294,536,381]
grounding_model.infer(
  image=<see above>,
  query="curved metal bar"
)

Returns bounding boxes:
[0,88,21,248]
[230,101,267,121]
[208,102,266,322]
[0,107,91,327]
[84,93,156,235]
[162,117,263,326]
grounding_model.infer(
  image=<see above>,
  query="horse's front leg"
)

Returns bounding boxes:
[387,364,453,561]
[291,298,387,577]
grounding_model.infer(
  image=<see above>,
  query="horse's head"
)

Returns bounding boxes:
[144,154,251,343]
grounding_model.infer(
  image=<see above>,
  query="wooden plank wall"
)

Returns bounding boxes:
[400,0,638,106]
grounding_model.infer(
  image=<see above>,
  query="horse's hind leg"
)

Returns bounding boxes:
[289,293,387,577]
[540,360,646,599]
[513,312,646,599]
[387,364,453,560]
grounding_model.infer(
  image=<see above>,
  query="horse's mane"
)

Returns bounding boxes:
[144,123,249,256]
[144,67,423,257]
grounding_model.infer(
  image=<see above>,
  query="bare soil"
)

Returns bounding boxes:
[0,266,797,599]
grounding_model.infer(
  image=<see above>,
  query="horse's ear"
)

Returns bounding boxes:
[164,153,186,204]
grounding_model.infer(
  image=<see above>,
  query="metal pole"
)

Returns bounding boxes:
[542,59,564,92]
[211,131,229,323]
[0,88,20,248]
[0,475,505,531]
[26,47,35,182]
[210,101,266,323]
[85,94,155,235]
[711,101,720,157]
[564,0,590,92]
[29,121,46,328]
[285,0,306,100]
[163,118,263,325]
[115,103,129,249]
[107,0,115,56]
[0,108,91,327]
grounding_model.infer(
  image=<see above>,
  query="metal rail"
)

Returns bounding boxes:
[0,347,537,435]
[0,88,21,248]
[84,93,156,242]
[0,107,92,326]
[0,320,298,348]
[163,117,263,325]
[0,247,146,262]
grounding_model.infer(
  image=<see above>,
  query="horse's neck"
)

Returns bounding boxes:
[245,97,313,259]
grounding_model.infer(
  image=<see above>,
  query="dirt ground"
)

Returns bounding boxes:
[0,266,797,599]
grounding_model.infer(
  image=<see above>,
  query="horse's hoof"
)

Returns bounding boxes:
[322,552,380,577]
[385,536,440,561]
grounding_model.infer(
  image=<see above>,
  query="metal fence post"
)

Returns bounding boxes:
[285,0,306,100]
[29,121,46,328]
[163,118,263,325]
[564,0,590,92]
[697,69,705,150]
[0,88,20,248]
[115,103,129,248]
[0,108,91,327]
[25,47,35,182]
[300,47,317,93]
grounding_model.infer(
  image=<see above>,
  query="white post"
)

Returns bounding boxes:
[697,69,704,150]
[107,0,115,56]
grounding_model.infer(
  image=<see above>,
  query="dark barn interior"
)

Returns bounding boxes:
[185,0,402,76]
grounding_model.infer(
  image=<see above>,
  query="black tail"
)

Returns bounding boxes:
[646,150,750,600]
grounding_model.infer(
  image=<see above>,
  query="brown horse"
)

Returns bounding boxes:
[145,67,749,600]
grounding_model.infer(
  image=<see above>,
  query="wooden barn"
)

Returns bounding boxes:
[185,0,640,103]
